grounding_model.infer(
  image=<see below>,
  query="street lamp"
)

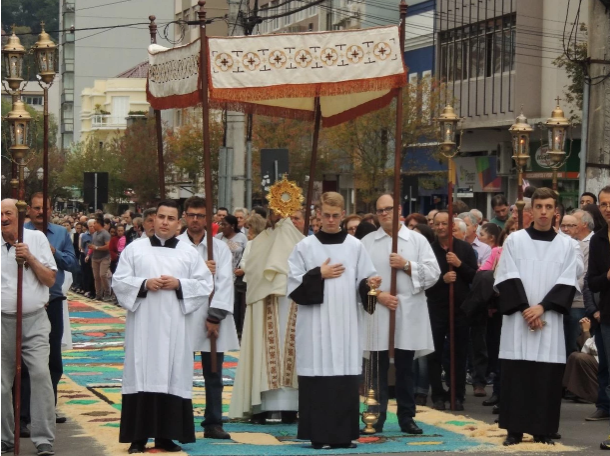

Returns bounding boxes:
[37,167,44,180]
[2,26,26,92]
[31,21,58,233]
[509,108,533,229]
[543,97,571,192]
[434,103,462,412]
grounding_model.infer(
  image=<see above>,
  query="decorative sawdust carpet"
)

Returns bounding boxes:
[58,295,577,454]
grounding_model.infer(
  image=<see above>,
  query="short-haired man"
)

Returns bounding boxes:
[452,218,467,241]
[494,188,579,446]
[90,215,111,301]
[427,209,438,227]
[511,199,534,228]
[490,195,509,228]
[23,192,78,430]
[122,210,135,230]
[141,208,157,238]
[288,192,381,449]
[2,199,57,456]
[113,200,214,453]
[458,212,491,267]
[215,207,229,223]
[360,194,440,435]
[580,192,597,208]
[591,186,610,450]
[290,209,306,234]
[178,197,238,440]
[426,211,478,411]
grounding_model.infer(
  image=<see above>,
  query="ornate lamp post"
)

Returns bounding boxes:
[435,103,462,412]
[31,22,58,233]
[3,97,32,456]
[509,109,533,229]
[543,97,571,192]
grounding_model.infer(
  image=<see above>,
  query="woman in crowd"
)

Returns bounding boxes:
[361,213,379,228]
[405,213,427,230]
[108,226,120,273]
[478,223,502,271]
[342,214,362,236]
[582,203,607,233]
[116,225,126,256]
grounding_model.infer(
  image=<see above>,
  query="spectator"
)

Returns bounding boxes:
[116,225,126,256]
[563,317,598,404]
[490,195,510,228]
[452,218,467,241]
[453,199,470,214]
[70,222,84,293]
[234,207,249,235]
[413,223,435,244]
[251,206,267,219]
[354,221,376,240]
[122,210,135,229]
[343,214,362,236]
[405,213,427,230]
[141,208,157,238]
[458,212,491,267]
[580,192,597,208]
[108,226,120,273]
[427,210,439,227]
[582,203,607,233]
[310,216,321,234]
[290,209,306,234]
[89,215,111,301]
[80,220,95,298]
[362,213,379,228]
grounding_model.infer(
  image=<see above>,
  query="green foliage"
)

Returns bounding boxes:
[553,23,587,120]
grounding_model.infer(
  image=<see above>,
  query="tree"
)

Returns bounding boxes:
[323,77,445,210]
[165,109,224,201]
[553,23,587,121]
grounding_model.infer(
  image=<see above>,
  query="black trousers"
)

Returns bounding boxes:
[200,351,225,427]
[81,252,95,295]
[428,314,469,402]
[21,297,64,422]
[367,349,415,431]
[469,320,488,387]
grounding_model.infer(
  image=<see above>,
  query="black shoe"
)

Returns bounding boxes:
[503,432,523,446]
[492,404,500,414]
[127,442,146,454]
[432,399,446,410]
[281,411,298,424]
[1,442,15,454]
[20,420,30,438]
[55,415,67,424]
[549,432,561,439]
[482,394,499,406]
[451,400,464,411]
[203,425,231,439]
[533,435,555,445]
[586,409,610,421]
[154,438,181,452]
[250,412,267,425]
[401,419,423,435]
[601,438,610,450]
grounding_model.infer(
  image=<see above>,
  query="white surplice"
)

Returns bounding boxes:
[360,226,439,356]
[229,218,304,417]
[494,229,579,364]
[112,237,213,399]
[177,232,239,352]
[287,233,377,377]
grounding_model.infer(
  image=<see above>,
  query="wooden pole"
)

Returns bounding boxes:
[388,0,408,361]
[42,86,49,234]
[516,171,524,230]
[14,162,27,456]
[447,158,456,411]
[198,0,217,373]
[303,97,321,235]
[149,15,166,200]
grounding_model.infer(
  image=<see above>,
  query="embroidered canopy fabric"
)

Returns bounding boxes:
[147,26,406,127]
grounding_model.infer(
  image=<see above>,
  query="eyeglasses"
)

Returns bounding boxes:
[560,224,578,229]
[185,213,206,219]
[376,206,394,215]
[600,203,610,210]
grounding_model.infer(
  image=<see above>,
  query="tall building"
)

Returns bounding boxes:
[436,0,586,212]
[58,0,174,150]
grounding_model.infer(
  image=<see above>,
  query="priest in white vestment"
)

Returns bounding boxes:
[288,192,380,450]
[229,215,304,423]
[360,194,439,435]
[113,201,213,453]
[177,196,239,440]
[493,188,578,446]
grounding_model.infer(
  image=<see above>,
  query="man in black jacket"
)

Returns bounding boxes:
[591,186,610,450]
[425,210,478,411]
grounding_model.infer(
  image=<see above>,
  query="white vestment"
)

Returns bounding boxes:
[229,218,304,417]
[494,229,579,364]
[360,226,439,356]
[287,233,376,377]
[112,236,213,399]
[177,232,239,352]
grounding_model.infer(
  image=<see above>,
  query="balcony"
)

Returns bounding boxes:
[91,114,127,129]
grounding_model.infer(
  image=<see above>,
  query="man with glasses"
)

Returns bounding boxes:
[178,197,238,440]
[425,210,478,411]
[1,199,58,456]
[22,193,78,434]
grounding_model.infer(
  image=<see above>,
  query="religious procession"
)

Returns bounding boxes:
[2,0,610,455]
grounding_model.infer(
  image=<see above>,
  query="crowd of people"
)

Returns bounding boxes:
[1,184,610,454]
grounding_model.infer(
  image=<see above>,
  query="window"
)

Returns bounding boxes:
[271,1,279,29]
[440,13,515,83]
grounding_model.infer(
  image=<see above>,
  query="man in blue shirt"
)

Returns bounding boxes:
[21,192,78,436]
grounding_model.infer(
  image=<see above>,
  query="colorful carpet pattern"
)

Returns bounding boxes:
[58,296,573,454]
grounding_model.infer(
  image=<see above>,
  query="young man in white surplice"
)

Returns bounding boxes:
[288,192,381,450]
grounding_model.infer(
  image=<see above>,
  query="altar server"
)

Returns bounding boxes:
[113,200,213,454]
[288,192,381,450]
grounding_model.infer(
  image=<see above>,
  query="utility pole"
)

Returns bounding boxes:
[225,0,247,210]
[584,0,610,195]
